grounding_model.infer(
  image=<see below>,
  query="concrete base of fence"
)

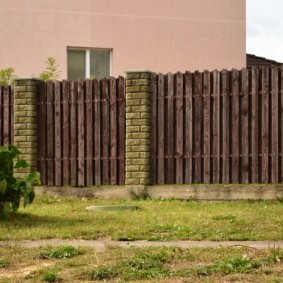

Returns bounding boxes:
[34,184,283,201]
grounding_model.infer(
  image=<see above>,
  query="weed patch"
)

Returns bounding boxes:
[40,245,83,259]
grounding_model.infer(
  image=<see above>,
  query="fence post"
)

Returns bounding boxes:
[13,78,41,177]
[125,71,154,187]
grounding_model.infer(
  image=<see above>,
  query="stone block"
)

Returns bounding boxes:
[125,179,140,185]
[131,79,149,86]
[126,165,140,172]
[126,86,141,93]
[126,112,141,119]
[127,152,140,159]
[14,136,27,142]
[141,86,150,92]
[141,112,150,119]
[132,132,150,139]
[126,99,141,106]
[127,126,140,132]
[131,93,150,99]
[131,118,149,126]
[126,139,141,146]
[15,86,27,92]
[126,73,141,79]
[131,145,149,152]
[140,152,150,158]
[141,126,150,132]
[132,106,149,112]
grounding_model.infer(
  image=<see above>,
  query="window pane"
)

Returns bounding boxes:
[67,50,85,80]
[90,49,110,79]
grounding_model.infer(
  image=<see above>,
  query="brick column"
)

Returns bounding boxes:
[125,71,153,186]
[13,78,41,176]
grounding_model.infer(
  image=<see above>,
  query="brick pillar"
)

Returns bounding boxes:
[125,71,153,186]
[13,78,41,176]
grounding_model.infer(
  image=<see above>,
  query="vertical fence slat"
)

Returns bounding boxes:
[94,80,101,186]
[157,74,165,184]
[175,72,183,184]
[231,70,240,183]
[261,68,269,183]
[62,81,69,185]
[77,80,85,186]
[110,77,117,185]
[212,71,221,183]
[70,81,77,186]
[203,71,211,183]
[222,70,230,183]
[0,87,2,144]
[46,81,54,185]
[102,79,109,184]
[271,67,279,183]
[3,86,10,144]
[150,74,157,185]
[118,76,125,185]
[251,68,259,183]
[280,67,283,182]
[38,82,47,185]
[85,80,93,186]
[194,71,202,183]
[167,73,174,184]
[241,68,249,183]
[185,72,193,184]
[54,81,62,186]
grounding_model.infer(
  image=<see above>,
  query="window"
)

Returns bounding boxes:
[67,48,111,80]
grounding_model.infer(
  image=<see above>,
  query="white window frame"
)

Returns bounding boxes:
[67,47,112,79]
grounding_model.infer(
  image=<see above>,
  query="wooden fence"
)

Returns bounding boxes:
[37,77,125,186]
[150,67,283,184]
[0,85,13,145]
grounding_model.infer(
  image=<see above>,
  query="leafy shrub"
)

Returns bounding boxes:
[39,57,60,82]
[41,268,61,282]
[0,68,15,86]
[0,144,40,219]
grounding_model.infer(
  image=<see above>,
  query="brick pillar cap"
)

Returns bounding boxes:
[125,70,156,74]
[14,77,43,81]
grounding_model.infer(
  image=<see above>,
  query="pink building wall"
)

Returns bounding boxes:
[0,0,246,78]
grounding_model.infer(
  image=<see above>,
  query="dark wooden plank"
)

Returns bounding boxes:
[54,81,62,186]
[231,69,240,183]
[150,74,157,185]
[241,68,249,183]
[110,77,117,185]
[62,80,69,185]
[85,80,93,186]
[101,79,109,184]
[70,80,78,186]
[222,70,230,183]
[94,80,101,186]
[3,85,10,144]
[37,82,47,185]
[157,74,165,184]
[166,73,174,184]
[212,70,221,183]
[0,87,2,144]
[261,68,269,183]
[118,76,125,185]
[77,80,85,186]
[194,71,202,183]
[251,68,259,183]
[175,72,184,184]
[184,72,193,184]
[46,81,54,185]
[271,67,279,183]
[281,66,283,182]
[203,71,211,183]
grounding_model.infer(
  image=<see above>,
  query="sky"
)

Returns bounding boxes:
[247,0,283,62]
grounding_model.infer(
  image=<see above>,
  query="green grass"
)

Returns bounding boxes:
[0,196,282,241]
[0,245,282,282]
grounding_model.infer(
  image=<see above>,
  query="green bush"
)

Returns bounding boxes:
[0,68,15,86]
[0,144,40,219]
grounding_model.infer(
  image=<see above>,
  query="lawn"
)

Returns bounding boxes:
[0,196,283,282]
[0,244,282,282]
[0,196,282,241]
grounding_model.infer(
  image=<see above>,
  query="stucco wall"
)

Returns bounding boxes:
[0,0,246,78]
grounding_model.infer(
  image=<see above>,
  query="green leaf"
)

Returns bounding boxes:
[14,160,29,169]
[0,179,7,194]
